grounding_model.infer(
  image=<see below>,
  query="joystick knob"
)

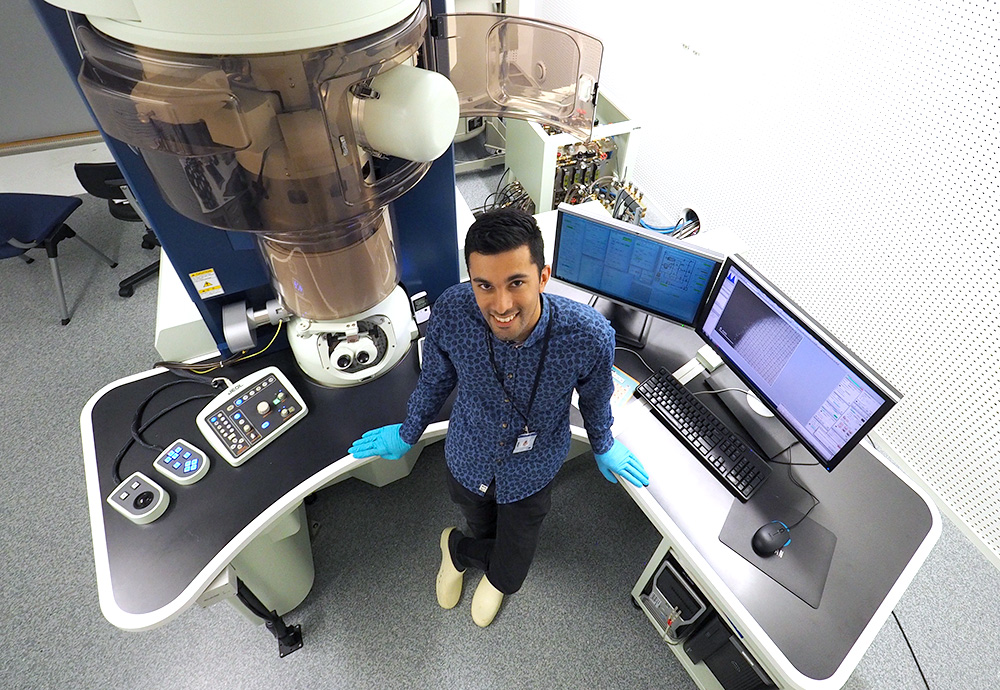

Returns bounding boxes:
[256,401,270,416]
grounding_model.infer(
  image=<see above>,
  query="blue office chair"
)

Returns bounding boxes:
[0,192,117,325]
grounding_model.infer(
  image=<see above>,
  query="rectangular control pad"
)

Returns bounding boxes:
[197,366,308,466]
[153,439,209,485]
[107,472,169,524]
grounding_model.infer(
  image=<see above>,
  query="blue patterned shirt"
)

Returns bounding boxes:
[399,283,616,503]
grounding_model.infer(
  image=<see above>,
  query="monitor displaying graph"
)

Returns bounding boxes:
[552,205,724,328]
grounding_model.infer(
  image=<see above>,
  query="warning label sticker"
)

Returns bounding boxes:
[189,269,225,299]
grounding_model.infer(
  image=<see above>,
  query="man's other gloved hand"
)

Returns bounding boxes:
[595,440,649,487]
[348,423,413,460]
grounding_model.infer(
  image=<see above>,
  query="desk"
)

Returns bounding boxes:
[601,305,940,690]
[81,285,938,689]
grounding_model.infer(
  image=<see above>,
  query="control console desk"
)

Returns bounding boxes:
[593,292,940,690]
[81,345,451,636]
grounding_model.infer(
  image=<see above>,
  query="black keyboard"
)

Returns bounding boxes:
[635,367,771,501]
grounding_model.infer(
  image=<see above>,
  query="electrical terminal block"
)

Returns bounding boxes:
[612,182,647,225]
[552,136,617,207]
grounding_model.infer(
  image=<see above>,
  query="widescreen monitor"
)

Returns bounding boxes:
[697,256,901,470]
[552,205,724,345]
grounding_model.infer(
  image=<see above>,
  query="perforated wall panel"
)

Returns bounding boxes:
[535,0,1000,563]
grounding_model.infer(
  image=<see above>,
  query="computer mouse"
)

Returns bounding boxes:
[751,520,791,557]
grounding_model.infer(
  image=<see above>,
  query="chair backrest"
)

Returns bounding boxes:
[74,162,129,201]
[74,162,144,223]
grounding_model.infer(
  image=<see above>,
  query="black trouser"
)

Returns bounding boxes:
[446,470,554,595]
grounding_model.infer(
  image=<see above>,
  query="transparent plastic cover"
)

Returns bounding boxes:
[72,9,430,236]
[437,14,603,141]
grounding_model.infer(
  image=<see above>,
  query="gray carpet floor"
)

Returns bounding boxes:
[1,189,999,689]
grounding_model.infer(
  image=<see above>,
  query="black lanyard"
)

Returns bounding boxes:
[485,298,554,434]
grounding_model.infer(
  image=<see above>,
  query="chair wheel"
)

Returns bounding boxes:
[119,285,135,298]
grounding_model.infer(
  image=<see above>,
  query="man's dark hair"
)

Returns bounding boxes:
[464,208,545,275]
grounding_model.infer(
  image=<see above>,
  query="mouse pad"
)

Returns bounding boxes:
[719,501,837,609]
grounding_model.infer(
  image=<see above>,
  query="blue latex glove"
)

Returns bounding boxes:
[348,423,413,460]
[595,440,649,487]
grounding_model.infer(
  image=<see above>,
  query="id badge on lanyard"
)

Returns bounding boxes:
[487,298,553,458]
[513,431,537,454]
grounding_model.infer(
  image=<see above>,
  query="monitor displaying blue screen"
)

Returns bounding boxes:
[552,206,724,327]
[698,257,901,470]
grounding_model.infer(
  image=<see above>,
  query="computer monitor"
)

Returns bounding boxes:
[552,205,724,346]
[697,256,901,471]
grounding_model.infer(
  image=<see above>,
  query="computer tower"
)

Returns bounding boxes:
[703,635,775,690]
[682,614,730,664]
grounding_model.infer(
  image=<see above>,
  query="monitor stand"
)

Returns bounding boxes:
[704,367,797,461]
[591,297,652,348]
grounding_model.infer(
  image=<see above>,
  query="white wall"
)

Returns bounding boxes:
[0,2,95,144]
[533,0,1000,566]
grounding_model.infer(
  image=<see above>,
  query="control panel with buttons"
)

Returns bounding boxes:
[153,439,210,485]
[107,472,169,524]
[196,366,308,467]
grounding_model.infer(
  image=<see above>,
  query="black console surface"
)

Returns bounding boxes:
[88,346,448,615]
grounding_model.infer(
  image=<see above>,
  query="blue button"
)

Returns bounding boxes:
[183,451,191,459]
[261,421,271,429]
[235,398,243,406]
[210,416,217,423]
[162,456,172,464]
[234,412,242,420]
[173,445,182,453]
[173,461,182,469]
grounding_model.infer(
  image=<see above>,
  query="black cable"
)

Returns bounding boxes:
[130,379,211,449]
[493,167,510,201]
[135,393,218,451]
[475,168,512,213]
[692,386,750,397]
[768,440,820,466]
[893,610,932,690]
[778,443,820,530]
[111,376,221,483]
[113,392,217,484]
[613,346,655,374]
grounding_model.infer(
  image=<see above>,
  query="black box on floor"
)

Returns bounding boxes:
[704,635,775,690]
[683,614,729,664]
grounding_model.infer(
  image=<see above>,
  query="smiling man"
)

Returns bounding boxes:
[349,207,648,627]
